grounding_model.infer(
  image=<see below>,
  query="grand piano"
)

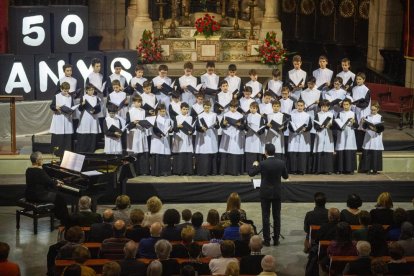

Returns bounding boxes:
[43,151,135,211]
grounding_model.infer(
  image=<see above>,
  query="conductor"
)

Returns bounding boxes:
[248,143,289,246]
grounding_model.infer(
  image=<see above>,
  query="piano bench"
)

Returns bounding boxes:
[16,198,55,234]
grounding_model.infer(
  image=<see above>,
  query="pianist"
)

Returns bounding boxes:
[25,151,69,225]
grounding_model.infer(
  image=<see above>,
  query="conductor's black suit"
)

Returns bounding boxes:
[248,156,289,244]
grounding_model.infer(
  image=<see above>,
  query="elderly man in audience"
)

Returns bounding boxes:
[138,222,163,258]
[68,196,102,227]
[316,207,340,242]
[202,226,224,258]
[116,241,146,276]
[192,212,210,241]
[64,245,96,276]
[240,235,265,275]
[0,242,20,276]
[113,195,132,225]
[155,239,180,276]
[57,226,85,259]
[181,243,211,275]
[147,260,163,276]
[234,223,253,257]
[397,221,414,256]
[342,240,372,275]
[125,208,150,242]
[102,261,121,276]
[209,240,238,275]
[142,196,164,227]
[171,225,195,258]
[89,209,115,242]
[303,192,328,252]
[258,255,277,276]
[100,220,131,257]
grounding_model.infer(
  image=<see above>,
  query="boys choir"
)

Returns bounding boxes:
[50,56,384,176]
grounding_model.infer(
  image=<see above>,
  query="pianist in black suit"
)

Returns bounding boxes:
[25,151,69,224]
[248,144,289,247]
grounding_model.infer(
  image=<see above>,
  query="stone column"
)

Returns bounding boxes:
[126,0,153,50]
[406,60,414,88]
[259,0,282,41]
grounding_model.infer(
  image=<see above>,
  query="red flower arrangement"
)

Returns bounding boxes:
[194,14,221,38]
[137,30,163,64]
[256,31,288,66]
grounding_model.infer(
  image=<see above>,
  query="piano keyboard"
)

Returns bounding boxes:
[59,184,80,193]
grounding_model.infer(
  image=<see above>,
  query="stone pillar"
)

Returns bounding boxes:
[406,60,414,88]
[126,0,153,50]
[259,0,282,42]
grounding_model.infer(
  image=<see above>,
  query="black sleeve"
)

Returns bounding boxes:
[50,96,58,111]
[93,99,101,114]
[214,117,220,129]
[248,162,261,177]
[352,114,359,129]
[78,96,85,112]
[40,169,56,189]
[195,119,205,132]
[314,114,322,131]
[355,90,371,109]
[126,112,131,124]
[257,116,267,135]
[103,121,117,138]
[220,117,228,129]
[304,117,313,132]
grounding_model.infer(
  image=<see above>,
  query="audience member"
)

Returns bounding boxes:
[387,207,408,241]
[202,229,223,258]
[209,240,238,275]
[258,255,277,276]
[177,209,192,230]
[303,192,328,252]
[180,243,210,275]
[68,196,102,227]
[126,208,150,242]
[225,261,239,276]
[161,209,182,241]
[340,193,362,225]
[138,222,163,258]
[147,260,163,276]
[221,192,247,221]
[352,210,371,241]
[102,261,121,276]
[396,222,414,255]
[180,265,196,276]
[100,220,131,258]
[68,245,96,276]
[171,226,195,258]
[370,192,394,225]
[387,242,412,275]
[223,210,241,241]
[407,197,414,225]
[155,239,180,276]
[114,195,131,225]
[240,235,265,275]
[142,196,164,227]
[203,209,224,238]
[316,208,340,241]
[368,224,389,257]
[57,226,85,259]
[370,257,388,275]
[234,223,253,257]
[116,241,146,276]
[192,212,210,241]
[0,242,20,276]
[89,209,115,242]
[342,241,372,275]
[62,264,81,276]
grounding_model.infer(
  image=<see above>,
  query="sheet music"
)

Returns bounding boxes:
[81,170,103,176]
[60,151,85,172]
[252,179,261,189]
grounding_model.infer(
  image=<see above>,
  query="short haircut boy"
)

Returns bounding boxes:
[114,61,122,68]
[371,101,380,110]
[184,61,193,70]
[62,64,72,71]
[157,103,166,111]
[341,58,350,64]
[334,77,343,84]
[272,69,281,77]
[203,100,212,107]
[228,64,237,71]
[319,55,328,62]
[248,69,257,76]
[297,99,305,105]
[143,81,151,88]
[250,102,259,109]
[292,55,302,62]
[206,61,215,68]
[135,65,145,72]
[61,82,70,90]
[356,72,366,80]
[271,100,281,106]
[229,100,239,108]
[342,98,352,105]
[263,91,272,98]
[243,86,252,93]
[219,80,228,87]
[132,96,142,103]
[181,102,190,109]
[319,99,330,107]
[91,58,101,66]
[158,64,168,71]
[112,79,121,86]
[307,77,316,84]
[281,86,290,93]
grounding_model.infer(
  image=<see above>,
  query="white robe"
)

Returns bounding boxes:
[313,68,333,89]
[86,72,105,117]
[335,110,357,151]
[104,116,123,154]
[60,76,80,119]
[172,115,194,153]
[109,91,128,119]
[336,70,355,86]
[245,113,265,153]
[239,97,255,113]
[179,75,197,107]
[259,102,273,115]
[245,80,263,99]
[326,88,347,117]
[77,95,101,134]
[224,75,241,94]
[200,73,219,104]
[301,88,321,134]
[130,76,147,88]
[362,114,384,150]
[265,112,285,154]
[288,69,307,87]
[152,76,172,109]
[150,116,172,154]
[195,112,218,154]
[219,111,244,154]
[109,73,127,88]
[267,80,283,97]
[127,107,148,153]
[352,84,371,129]
[313,111,334,153]
[288,111,311,152]
[280,98,294,136]
[49,93,74,134]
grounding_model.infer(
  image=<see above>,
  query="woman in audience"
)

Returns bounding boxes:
[154,239,180,276]
[221,193,247,221]
[396,221,414,256]
[102,261,121,276]
[387,242,412,275]
[171,226,195,258]
[161,208,182,241]
[370,192,394,225]
[225,261,240,276]
[340,193,362,225]
[113,195,131,225]
[142,196,164,227]
[126,208,150,242]
[180,242,211,275]
[387,207,408,241]
[367,224,389,256]
[192,212,211,241]
[203,209,224,238]
[209,240,239,275]
[352,210,371,241]
[56,226,85,259]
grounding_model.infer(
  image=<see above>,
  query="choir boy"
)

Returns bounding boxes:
[214,80,233,143]
[360,102,384,174]
[108,79,128,120]
[266,68,283,98]
[312,55,333,92]
[325,77,347,117]
[169,92,182,123]
[286,55,307,101]
[239,86,255,115]
[129,65,147,97]
[152,64,172,109]
[259,91,274,115]
[57,64,80,121]
[280,87,294,151]
[245,69,263,101]
[288,100,312,175]
[351,72,371,150]
[245,102,267,170]
[126,96,149,175]
[336,58,355,92]
[334,98,358,174]
[265,100,288,160]
[178,61,198,107]
[190,94,205,121]
[312,99,334,174]
[219,100,245,175]
[150,104,173,176]
[300,77,321,146]
[224,64,242,99]
[141,81,158,117]
[200,61,219,104]
[103,104,124,154]
[195,100,219,176]
[172,102,194,175]
[106,61,127,92]
[76,84,101,153]
[50,82,75,157]
[86,58,106,126]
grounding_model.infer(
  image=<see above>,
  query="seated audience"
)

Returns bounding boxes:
[68,196,102,227]
[370,192,394,225]
[155,239,180,276]
[177,209,192,230]
[100,220,131,258]
[223,210,241,241]
[102,261,121,276]
[342,241,372,275]
[142,196,164,227]
[370,257,388,275]
[117,241,146,276]
[397,221,414,256]
[171,226,195,258]
[57,226,85,259]
[62,264,81,276]
[340,193,362,225]
[0,242,20,276]
[240,235,265,275]
[191,212,210,241]
[180,265,196,276]
[221,192,247,222]
[325,222,357,262]
[89,209,115,242]
[161,208,182,241]
[202,229,223,258]
[387,242,413,275]
[64,245,96,276]
[180,243,210,275]
[234,223,253,257]
[367,224,389,257]
[113,195,131,225]
[352,210,371,241]
[316,208,340,242]
[138,222,163,258]
[126,208,150,242]
[387,207,408,241]
[303,192,329,252]
[258,255,277,276]
[203,209,224,238]
[225,261,239,276]
[407,197,414,225]
[209,240,238,275]
[147,260,163,276]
